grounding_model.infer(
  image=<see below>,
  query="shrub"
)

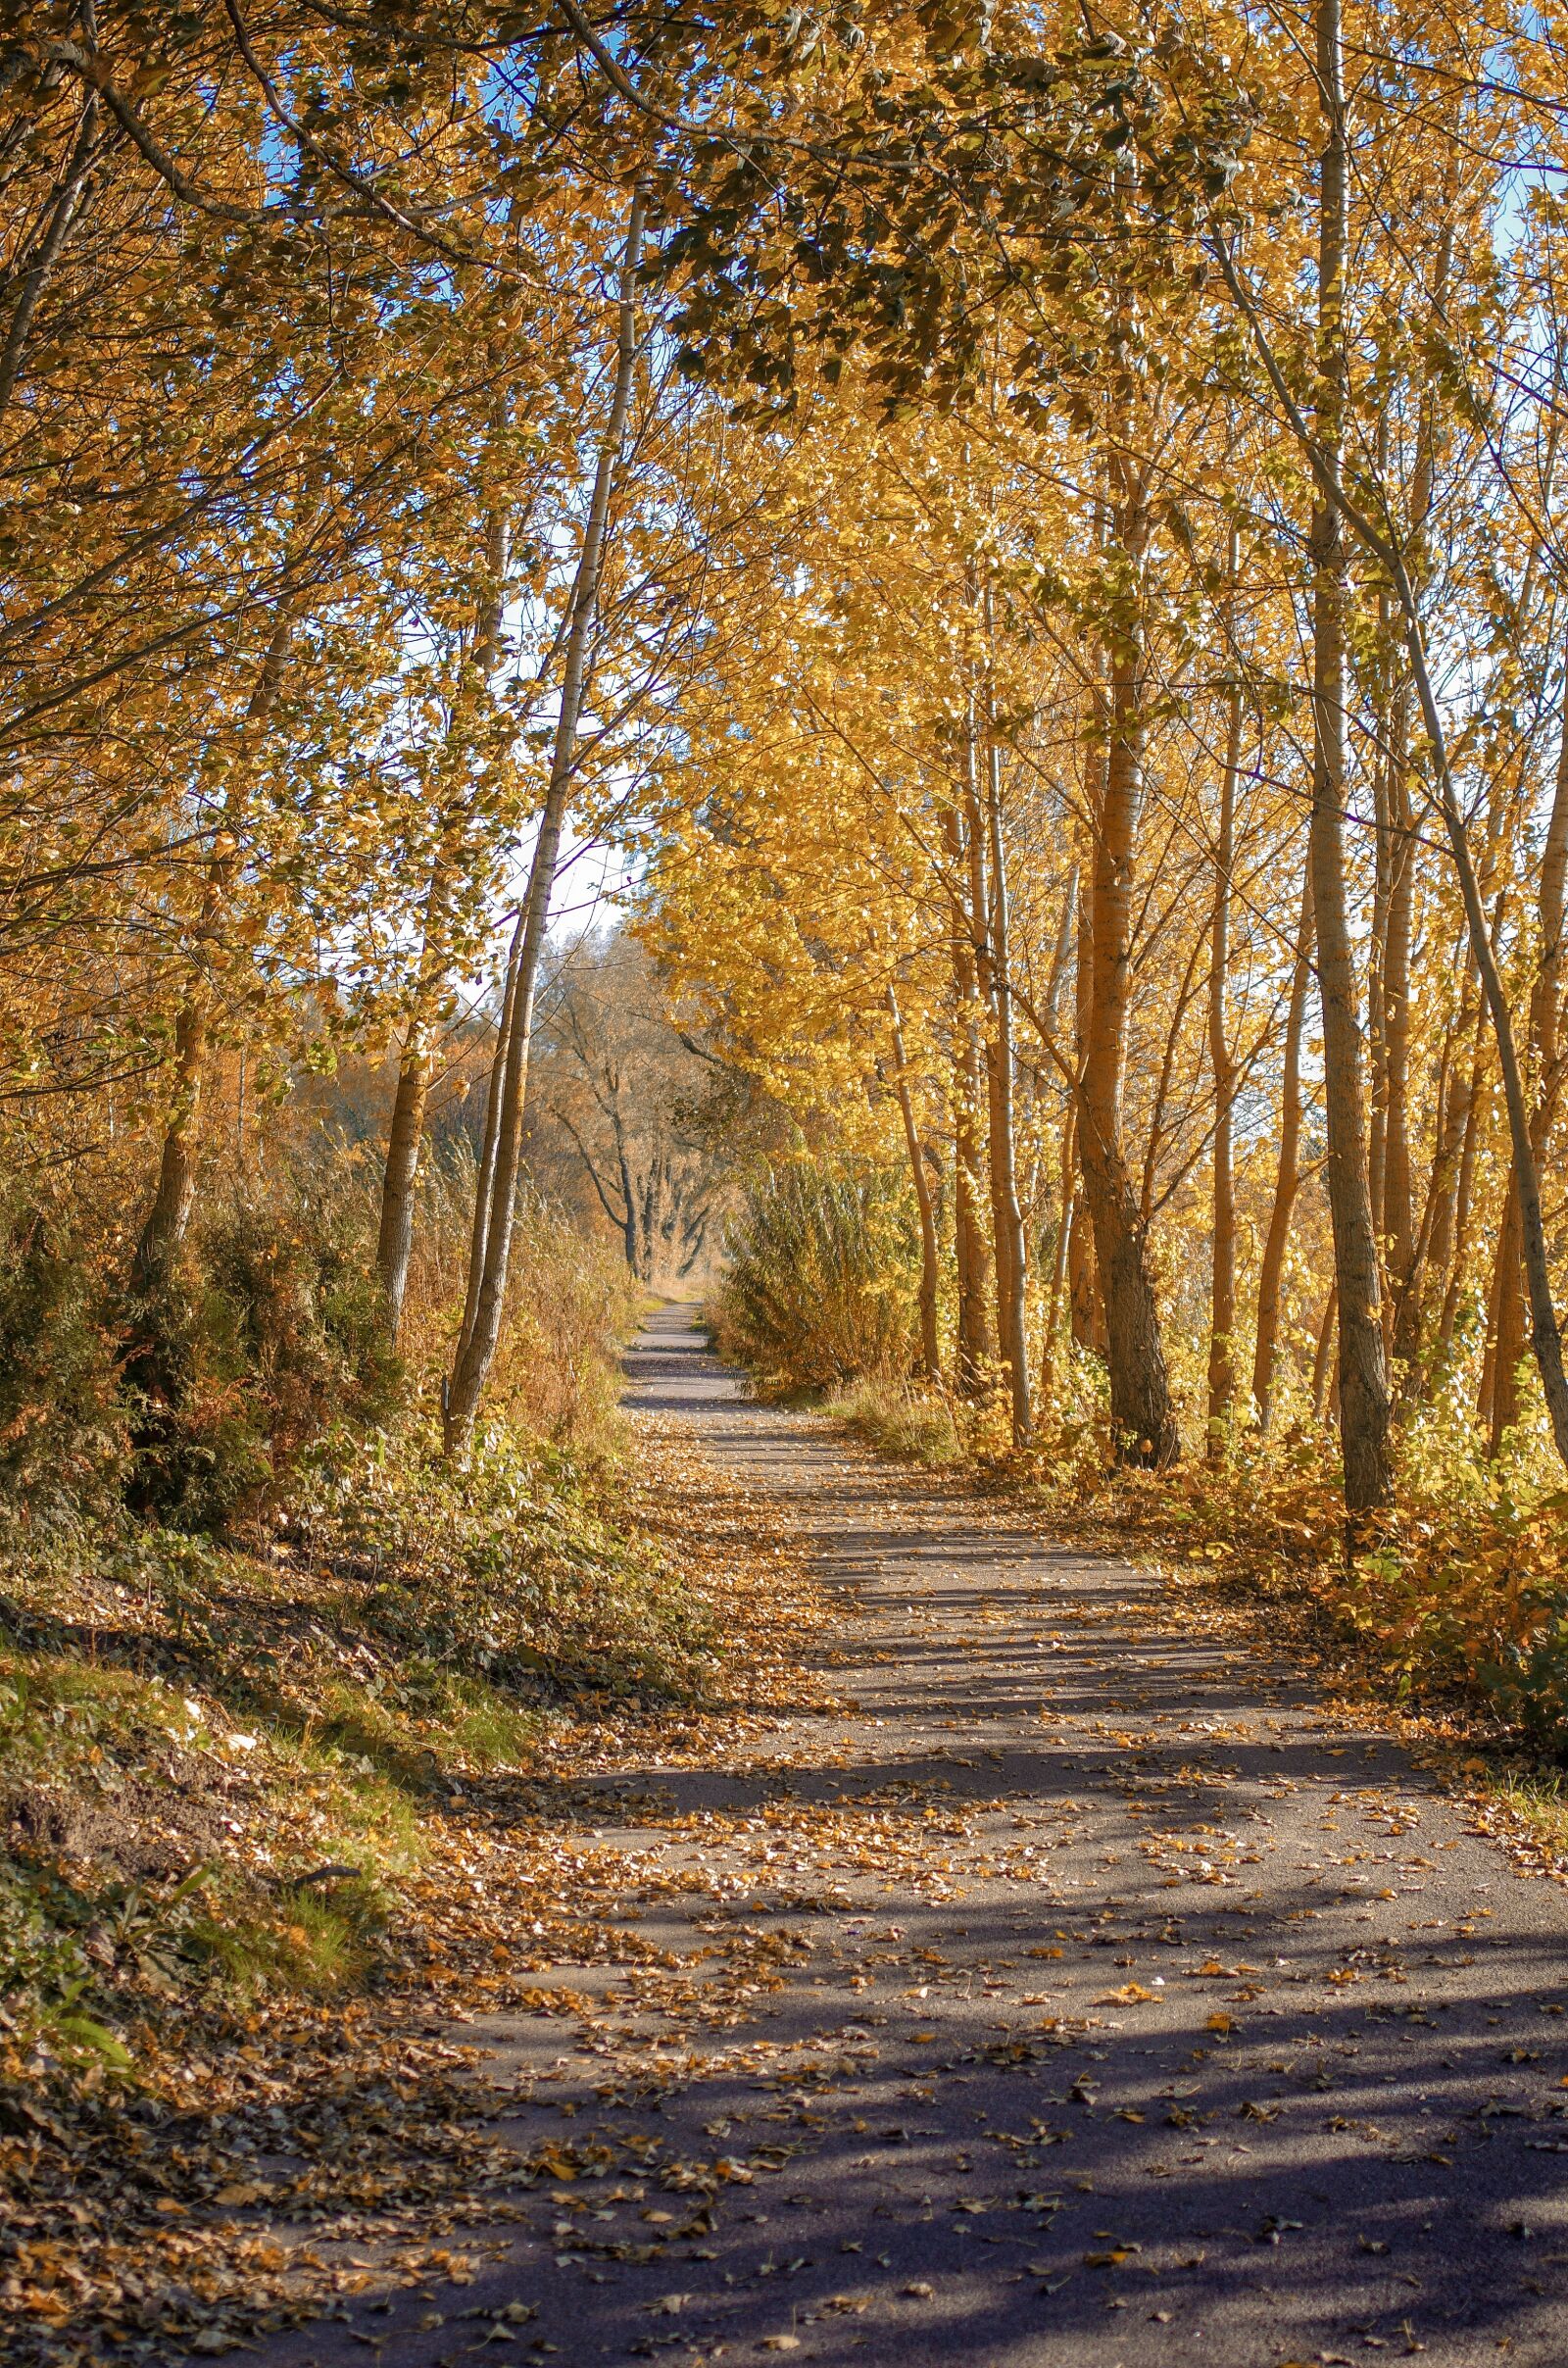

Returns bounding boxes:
[0,1186,129,1525]
[124,1159,402,1529]
[716,1153,921,1395]
[484,1192,643,1452]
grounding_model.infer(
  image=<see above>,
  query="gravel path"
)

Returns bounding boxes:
[258,1305,1568,2368]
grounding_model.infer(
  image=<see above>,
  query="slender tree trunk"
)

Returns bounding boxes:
[1437,1024,1487,1366]
[1078,455,1180,1466]
[1487,673,1568,1452]
[1253,866,1314,1430]
[1392,1031,1448,1383]
[131,999,211,1297]
[1483,1183,1522,1448]
[1312,1283,1339,1423]
[377,867,465,1342]
[1206,656,1243,1457]
[1402,941,1479,1378]
[1038,870,1079,1406]
[963,733,1015,1381]
[1141,924,1206,1223]
[1310,0,1393,1515]
[444,194,644,1456]
[888,983,942,1384]
[376,509,511,1336]
[946,803,996,1393]
[1042,1100,1076,1406]
[977,711,1031,1443]
[376,1020,436,1338]
[1367,744,1391,1254]
[378,1037,433,1335]
[1381,693,1416,1327]
[1066,822,1102,1356]
[131,606,296,1292]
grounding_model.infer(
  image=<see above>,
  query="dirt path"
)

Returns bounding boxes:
[256,1305,1568,2368]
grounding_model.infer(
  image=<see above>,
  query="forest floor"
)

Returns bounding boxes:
[195,1301,1568,2368]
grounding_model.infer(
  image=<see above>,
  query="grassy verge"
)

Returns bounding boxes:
[821,1376,962,1465]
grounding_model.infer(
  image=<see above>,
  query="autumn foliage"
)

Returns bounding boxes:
[4,0,1568,2187]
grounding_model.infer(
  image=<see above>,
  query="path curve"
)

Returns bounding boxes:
[263,1305,1568,2367]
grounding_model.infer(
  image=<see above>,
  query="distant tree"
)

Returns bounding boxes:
[529,931,734,1287]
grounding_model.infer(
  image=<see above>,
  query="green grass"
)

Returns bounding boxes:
[0,1406,727,2091]
[1483,1762,1568,1854]
[824,1377,961,1465]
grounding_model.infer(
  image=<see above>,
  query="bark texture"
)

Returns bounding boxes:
[1206,646,1242,1456]
[1309,0,1393,1513]
[1252,868,1314,1431]
[1077,461,1180,1468]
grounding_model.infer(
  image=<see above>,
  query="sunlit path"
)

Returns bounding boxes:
[250,1307,1568,2368]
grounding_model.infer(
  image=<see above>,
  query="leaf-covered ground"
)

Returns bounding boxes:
[0,1405,828,2364]
[15,1308,1568,2365]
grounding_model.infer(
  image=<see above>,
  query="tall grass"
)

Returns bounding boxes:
[715,1153,921,1395]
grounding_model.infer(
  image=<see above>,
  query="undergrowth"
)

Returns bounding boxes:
[0,1404,825,2366]
[714,1152,923,1393]
[0,1138,674,2098]
[0,1402,720,2089]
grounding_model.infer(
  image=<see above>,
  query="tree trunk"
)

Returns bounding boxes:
[1483,1179,1523,1449]
[1041,1100,1075,1406]
[1487,665,1568,1452]
[1437,1019,1488,1367]
[1078,456,1180,1466]
[444,193,644,1456]
[1309,0,1393,1515]
[946,803,996,1393]
[1381,690,1416,1332]
[131,605,297,1291]
[1066,825,1102,1356]
[1252,865,1314,1430]
[130,999,210,1298]
[376,509,510,1338]
[0,18,99,427]
[376,1021,435,1339]
[1206,653,1243,1457]
[1312,1283,1339,1423]
[979,718,1031,1444]
[888,983,942,1384]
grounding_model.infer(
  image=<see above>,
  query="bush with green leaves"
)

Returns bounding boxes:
[310,1416,719,1703]
[716,1153,922,1395]
[0,1186,129,1525]
[0,1159,403,1539]
[122,1162,403,1530]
